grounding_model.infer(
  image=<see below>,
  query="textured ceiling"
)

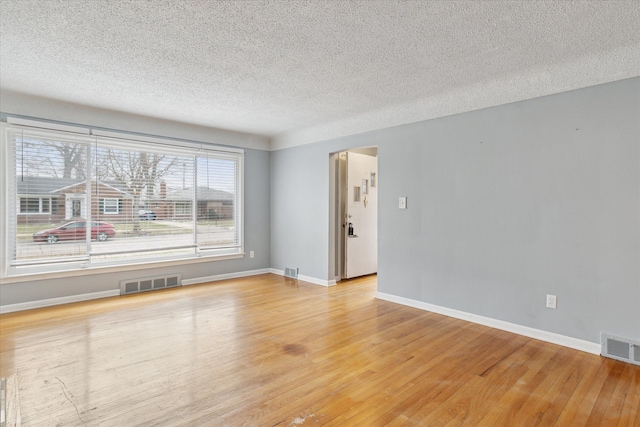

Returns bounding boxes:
[1,0,639,149]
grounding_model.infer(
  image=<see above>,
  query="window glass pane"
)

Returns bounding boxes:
[20,198,40,213]
[174,201,192,215]
[196,154,239,249]
[91,143,196,260]
[102,198,119,214]
[12,130,90,264]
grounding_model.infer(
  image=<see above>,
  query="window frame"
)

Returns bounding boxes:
[100,198,120,215]
[1,120,245,280]
[174,201,192,216]
[18,196,55,214]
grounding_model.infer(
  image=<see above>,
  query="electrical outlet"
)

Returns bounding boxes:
[250,251,255,258]
[546,294,557,309]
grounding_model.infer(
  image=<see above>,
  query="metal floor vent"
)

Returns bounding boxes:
[284,267,298,279]
[601,333,640,366]
[120,273,182,295]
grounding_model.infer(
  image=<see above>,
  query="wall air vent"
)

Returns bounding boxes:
[120,274,182,295]
[284,267,298,279]
[601,333,640,366]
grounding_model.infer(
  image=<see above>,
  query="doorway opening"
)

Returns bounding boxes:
[329,147,378,283]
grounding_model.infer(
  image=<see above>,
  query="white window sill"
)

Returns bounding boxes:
[1,252,245,284]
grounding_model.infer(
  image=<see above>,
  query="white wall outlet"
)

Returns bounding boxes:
[250,251,255,258]
[546,294,557,309]
[399,197,407,209]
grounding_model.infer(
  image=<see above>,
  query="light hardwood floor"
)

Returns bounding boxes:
[0,274,638,426]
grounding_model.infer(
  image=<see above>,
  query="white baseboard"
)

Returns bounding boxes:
[181,268,272,286]
[300,274,336,287]
[269,269,336,287]
[376,292,601,355]
[0,289,120,314]
[0,269,273,313]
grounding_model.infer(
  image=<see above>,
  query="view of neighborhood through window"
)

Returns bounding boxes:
[4,124,243,274]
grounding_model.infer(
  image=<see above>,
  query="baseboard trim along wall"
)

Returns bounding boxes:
[0,269,273,314]
[376,292,601,355]
[181,268,272,286]
[269,269,337,287]
[0,289,121,314]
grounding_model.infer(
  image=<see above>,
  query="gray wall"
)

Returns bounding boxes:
[0,95,271,305]
[270,77,640,343]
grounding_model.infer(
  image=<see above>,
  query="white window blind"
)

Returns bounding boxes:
[3,123,244,273]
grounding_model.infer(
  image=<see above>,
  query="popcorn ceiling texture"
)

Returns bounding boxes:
[1,0,639,149]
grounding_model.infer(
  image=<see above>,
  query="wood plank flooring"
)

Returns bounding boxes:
[0,273,638,426]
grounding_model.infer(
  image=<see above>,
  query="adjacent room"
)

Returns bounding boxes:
[0,1,638,425]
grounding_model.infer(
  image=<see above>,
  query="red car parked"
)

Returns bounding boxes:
[33,221,116,243]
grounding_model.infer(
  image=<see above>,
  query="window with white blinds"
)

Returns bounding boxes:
[2,122,243,274]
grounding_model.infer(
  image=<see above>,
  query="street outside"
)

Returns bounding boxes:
[16,221,235,261]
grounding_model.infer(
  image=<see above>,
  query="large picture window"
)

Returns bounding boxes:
[2,122,243,276]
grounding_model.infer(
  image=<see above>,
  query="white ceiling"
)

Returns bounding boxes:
[1,0,639,150]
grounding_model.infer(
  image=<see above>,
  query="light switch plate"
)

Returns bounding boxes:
[399,197,407,209]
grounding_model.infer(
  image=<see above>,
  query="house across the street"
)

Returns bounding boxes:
[17,176,134,224]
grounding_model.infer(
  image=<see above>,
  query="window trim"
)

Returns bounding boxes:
[18,196,56,214]
[100,198,120,215]
[1,252,246,284]
[1,120,245,280]
[174,201,192,216]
